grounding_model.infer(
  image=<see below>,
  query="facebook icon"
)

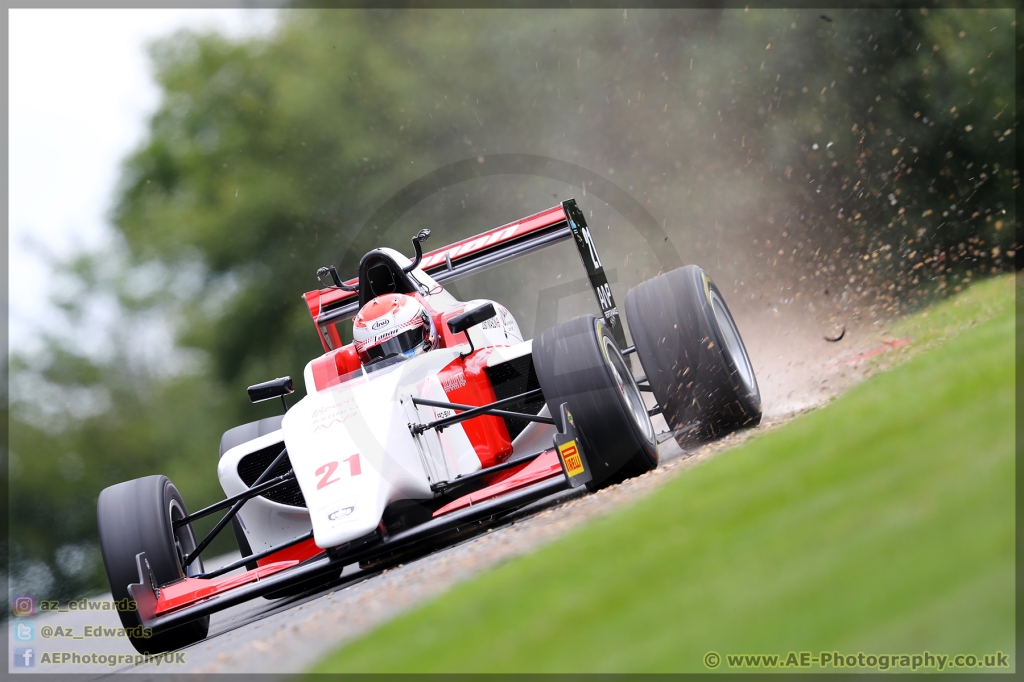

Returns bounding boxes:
[14,647,35,668]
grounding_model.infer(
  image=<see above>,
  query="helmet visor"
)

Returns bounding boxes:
[362,326,427,363]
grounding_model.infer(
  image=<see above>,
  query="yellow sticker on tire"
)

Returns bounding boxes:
[558,440,585,477]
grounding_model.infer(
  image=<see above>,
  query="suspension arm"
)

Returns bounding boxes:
[411,389,553,435]
[174,472,296,528]
[193,530,316,580]
[183,447,291,568]
[633,373,653,392]
[430,449,545,494]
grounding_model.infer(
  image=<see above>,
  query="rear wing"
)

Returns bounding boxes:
[304,198,626,351]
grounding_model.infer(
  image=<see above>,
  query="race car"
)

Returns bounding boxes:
[96,199,761,653]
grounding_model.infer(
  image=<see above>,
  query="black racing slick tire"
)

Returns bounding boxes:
[534,315,658,490]
[624,265,761,443]
[97,475,210,654]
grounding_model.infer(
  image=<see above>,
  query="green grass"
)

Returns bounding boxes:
[312,275,1015,673]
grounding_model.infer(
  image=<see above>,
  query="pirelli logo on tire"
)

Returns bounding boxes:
[558,440,585,478]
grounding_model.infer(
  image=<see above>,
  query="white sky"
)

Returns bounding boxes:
[8,8,278,353]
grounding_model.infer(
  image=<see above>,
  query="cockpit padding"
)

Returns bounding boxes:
[357,250,422,306]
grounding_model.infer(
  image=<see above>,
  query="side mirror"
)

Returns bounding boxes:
[402,229,432,273]
[447,303,497,335]
[447,303,497,359]
[247,376,295,404]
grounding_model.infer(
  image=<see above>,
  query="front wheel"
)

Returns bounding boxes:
[97,475,210,653]
[533,315,658,490]
[624,264,761,443]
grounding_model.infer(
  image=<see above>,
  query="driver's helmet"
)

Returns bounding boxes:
[352,294,435,364]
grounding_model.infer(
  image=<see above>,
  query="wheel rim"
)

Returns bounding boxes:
[602,333,656,444]
[169,499,202,578]
[709,288,756,392]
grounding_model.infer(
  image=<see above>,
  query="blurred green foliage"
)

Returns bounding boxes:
[8,8,1015,602]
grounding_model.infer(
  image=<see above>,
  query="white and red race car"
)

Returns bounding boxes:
[97,199,761,653]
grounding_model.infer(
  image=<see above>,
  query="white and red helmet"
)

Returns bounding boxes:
[352,295,435,364]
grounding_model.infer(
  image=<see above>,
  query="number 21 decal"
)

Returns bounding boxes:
[315,454,362,490]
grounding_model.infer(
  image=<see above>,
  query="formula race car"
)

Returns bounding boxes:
[96,199,761,653]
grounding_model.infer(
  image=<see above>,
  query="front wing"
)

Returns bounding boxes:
[129,438,588,631]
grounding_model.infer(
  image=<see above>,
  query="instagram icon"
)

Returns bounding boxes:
[12,595,35,617]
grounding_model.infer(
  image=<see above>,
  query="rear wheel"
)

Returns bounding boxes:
[97,475,209,653]
[624,264,761,443]
[533,315,657,490]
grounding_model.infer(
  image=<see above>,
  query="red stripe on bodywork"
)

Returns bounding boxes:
[256,537,323,568]
[432,449,564,516]
[418,204,567,270]
[438,352,513,469]
[310,345,361,391]
[154,561,299,615]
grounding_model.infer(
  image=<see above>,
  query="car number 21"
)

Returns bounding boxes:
[315,454,362,490]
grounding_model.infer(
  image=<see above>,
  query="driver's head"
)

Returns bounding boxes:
[352,295,435,365]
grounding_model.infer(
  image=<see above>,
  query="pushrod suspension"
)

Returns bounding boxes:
[633,373,653,392]
[183,447,290,568]
[411,388,553,434]
[175,471,296,528]
[194,530,316,580]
